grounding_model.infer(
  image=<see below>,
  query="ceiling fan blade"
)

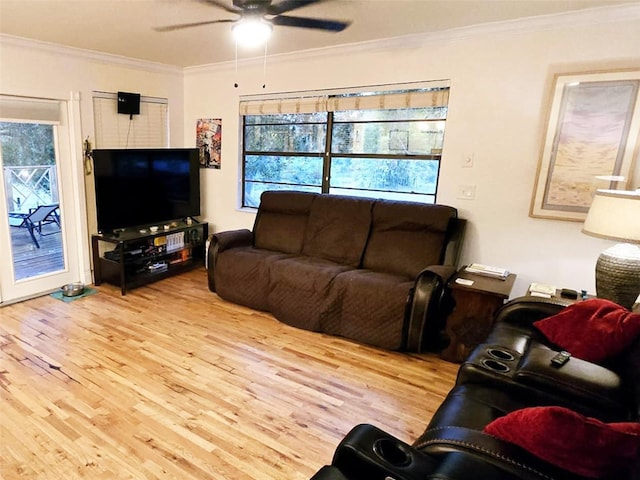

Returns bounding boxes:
[198,0,242,14]
[266,0,324,16]
[271,14,350,32]
[154,19,235,32]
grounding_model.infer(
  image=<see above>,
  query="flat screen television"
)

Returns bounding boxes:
[93,148,200,234]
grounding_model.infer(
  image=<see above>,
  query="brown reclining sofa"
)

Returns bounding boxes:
[208,191,465,352]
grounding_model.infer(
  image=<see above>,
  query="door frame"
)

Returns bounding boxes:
[0,92,91,305]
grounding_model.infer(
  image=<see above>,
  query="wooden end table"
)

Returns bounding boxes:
[441,268,516,363]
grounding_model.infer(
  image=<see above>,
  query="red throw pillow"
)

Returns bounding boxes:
[533,298,640,363]
[484,406,640,478]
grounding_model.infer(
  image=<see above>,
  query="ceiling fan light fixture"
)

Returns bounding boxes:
[232,18,272,48]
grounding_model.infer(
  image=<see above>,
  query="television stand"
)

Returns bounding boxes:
[92,220,208,295]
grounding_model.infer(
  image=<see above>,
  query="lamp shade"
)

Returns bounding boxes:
[582,189,640,243]
[582,189,640,309]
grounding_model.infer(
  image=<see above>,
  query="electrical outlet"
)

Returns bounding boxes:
[457,185,476,200]
[462,153,474,168]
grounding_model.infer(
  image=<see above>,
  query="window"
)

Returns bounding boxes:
[0,96,62,213]
[240,83,449,208]
[92,92,169,148]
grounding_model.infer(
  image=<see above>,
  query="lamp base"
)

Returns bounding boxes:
[595,243,640,310]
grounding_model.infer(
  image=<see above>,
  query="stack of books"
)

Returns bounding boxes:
[465,263,510,280]
[166,232,185,252]
[528,282,557,298]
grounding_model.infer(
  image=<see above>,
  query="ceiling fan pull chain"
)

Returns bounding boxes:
[262,41,268,89]
[234,39,239,88]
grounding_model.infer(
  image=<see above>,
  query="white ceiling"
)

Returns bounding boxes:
[0,0,638,68]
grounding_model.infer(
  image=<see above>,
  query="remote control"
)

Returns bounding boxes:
[550,351,571,367]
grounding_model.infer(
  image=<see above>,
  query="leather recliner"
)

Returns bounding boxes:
[414,296,640,480]
[312,297,640,480]
[310,423,522,480]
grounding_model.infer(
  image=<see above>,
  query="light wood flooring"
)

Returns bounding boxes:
[0,268,459,479]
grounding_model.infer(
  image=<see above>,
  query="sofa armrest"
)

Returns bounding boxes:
[424,265,458,284]
[208,229,253,292]
[309,466,350,480]
[514,347,625,414]
[414,426,586,480]
[405,266,457,352]
[456,343,629,421]
[211,229,253,251]
[331,424,438,480]
[443,218,466,267]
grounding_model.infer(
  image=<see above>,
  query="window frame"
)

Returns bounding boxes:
[240,83,449,208]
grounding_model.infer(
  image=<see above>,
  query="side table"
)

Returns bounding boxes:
[441,268,517,363]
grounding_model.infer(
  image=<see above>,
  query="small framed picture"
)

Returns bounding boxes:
[196,118,222,169]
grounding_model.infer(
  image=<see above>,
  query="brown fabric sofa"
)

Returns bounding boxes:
[208,191,465,351]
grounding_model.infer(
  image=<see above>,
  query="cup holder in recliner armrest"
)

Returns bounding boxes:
[373,438,412,466]
[332,424,438,480]
[456,344,520,386]
[481,358,511,373]
[487,348,515,362]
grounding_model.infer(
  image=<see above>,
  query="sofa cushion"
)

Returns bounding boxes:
[324,270,414,350]
[253,191,317,254]
[214,247,291,311]
[534,298,640,363]
[484,406,640,478]
[302,195,374,267]
[268,256,353,331]
[363,202,457,278]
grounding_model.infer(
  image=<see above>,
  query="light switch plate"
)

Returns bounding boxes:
[457,185,476,200]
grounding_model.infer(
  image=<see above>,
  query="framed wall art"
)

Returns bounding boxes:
[530,69,640,221]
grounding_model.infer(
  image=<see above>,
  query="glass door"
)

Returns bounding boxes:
[0,96,81,304]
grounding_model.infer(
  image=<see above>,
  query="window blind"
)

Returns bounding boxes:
[239,83,450,115]
[92,92,169,148]
[240,97,329,115]
[0,95,62,124]
[326,89,449,112]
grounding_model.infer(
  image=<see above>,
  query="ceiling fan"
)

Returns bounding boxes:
[155,0,351,47]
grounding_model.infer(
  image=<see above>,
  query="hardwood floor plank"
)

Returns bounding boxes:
[0,268,458,479]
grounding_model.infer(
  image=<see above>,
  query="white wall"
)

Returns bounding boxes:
[0,36,185,143]
[0,35,185,281]
[184,7,640,299]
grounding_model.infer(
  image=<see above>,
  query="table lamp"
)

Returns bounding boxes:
[582,189,640,310]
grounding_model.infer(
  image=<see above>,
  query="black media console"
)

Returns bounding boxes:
[91,220,208,295]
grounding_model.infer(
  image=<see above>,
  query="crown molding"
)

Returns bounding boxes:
[0,34,183,76]
[2,2,639,76]
[186,3,640,74]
